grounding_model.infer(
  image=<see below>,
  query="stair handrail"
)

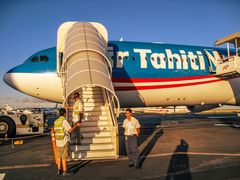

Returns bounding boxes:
[104,89,117,127]
[103,88,119,158]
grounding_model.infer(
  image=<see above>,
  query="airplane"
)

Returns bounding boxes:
[3,26,240,113]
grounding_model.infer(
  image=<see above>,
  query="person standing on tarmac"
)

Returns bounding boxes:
[54,108,81,176]
[123,108,141,170]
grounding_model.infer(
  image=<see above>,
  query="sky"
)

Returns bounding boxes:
[0,0,239,108]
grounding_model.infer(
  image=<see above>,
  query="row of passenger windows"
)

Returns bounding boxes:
[117,56,200,63]
[31,55,49,62]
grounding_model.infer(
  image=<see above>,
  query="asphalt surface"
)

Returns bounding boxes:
[0,113,240,180]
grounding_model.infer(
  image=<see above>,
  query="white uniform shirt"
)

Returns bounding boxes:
[72,99,83,123]
[123,117,141,136]
[56,119,71,147]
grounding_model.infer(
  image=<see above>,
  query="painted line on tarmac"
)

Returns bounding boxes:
[92,152,240,163]
[1,152,240,169]
[142,152,240,158]
[0,164,51,170]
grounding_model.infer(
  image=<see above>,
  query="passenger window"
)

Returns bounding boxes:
[40,55,49,62]
[145,57,148,60]
[118,56,122,60]
[31,56,39,62]
[132,56,136,60]
[125,56,129,60]
[151,57,155,61]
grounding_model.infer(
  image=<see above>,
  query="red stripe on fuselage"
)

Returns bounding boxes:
[114,79,222,91]
[112,75,215,83]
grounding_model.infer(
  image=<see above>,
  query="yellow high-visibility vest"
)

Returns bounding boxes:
[54,116,65,140]
[73,99,82,115]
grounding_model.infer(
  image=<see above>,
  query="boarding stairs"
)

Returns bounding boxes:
[57,22,120,160]
[209,32,240,77]
[215,56,240,77]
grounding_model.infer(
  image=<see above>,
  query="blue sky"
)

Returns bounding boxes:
[0,0,239,107]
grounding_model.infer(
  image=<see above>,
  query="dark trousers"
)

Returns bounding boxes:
[125,135,139,167]
[74,121,81,144]
[74,115,82,144]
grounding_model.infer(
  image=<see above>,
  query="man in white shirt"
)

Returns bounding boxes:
[54,108,80,176]
[72,92,83,123]
[72,92,83,144]
[122,108,141,170]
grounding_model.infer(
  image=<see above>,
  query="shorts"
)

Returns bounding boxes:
[56,143,69,160]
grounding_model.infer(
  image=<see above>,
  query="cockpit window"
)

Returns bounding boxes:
[31,55,49,62]
[31,56,39,62]
[40,55,49,62]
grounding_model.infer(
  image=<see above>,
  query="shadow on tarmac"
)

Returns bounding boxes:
[69,160,91,175]
[139,128,164,169]
[165,139,192,180]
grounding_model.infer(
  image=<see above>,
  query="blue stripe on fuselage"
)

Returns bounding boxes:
[8,41,233,79]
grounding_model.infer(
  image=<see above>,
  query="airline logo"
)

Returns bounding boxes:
[108,47,220,71]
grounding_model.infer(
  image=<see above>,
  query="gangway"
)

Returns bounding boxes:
[213,32,240,77]
[57,22,120,160]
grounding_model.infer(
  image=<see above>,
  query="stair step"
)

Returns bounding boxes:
[81,94,103,99]
[83,88,102,91]
[70,143,114,151]
[82,91,102,95]
[82,99,104,103]
[82,87,101,91]
[81,126,110,132]
[80,137,112,144]
[84,102,105,107]
[84,115,108,121]
[84,106,107,112]
[84,112,107,116]
[71,149,116,160]
[82,131,111,138]
[67,100,104,105]
[81,121,109,126]
[68,98,104,104]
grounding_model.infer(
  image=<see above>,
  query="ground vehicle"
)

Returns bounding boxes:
[0,105,45,138]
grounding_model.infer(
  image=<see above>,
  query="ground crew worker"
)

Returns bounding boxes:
[54,108,80,176]
[123,108,141,170]
[72,92,84,144]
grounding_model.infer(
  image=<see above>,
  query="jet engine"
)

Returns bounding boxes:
[186,104,220,113]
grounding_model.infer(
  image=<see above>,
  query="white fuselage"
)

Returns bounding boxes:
[4,72,240,107]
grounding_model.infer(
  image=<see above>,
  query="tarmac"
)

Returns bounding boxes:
[0,112,240,180]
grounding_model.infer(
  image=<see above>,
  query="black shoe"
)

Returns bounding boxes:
[128,164,134,168]
[57,170,62,176]
[62,171,73,176]
[135,165,141,170]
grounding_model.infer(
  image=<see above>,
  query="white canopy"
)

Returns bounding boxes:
[214,32,240,47]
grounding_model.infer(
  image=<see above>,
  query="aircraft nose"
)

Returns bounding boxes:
[3,71,18,90]
[2,64,25,91]
[3,73,8,84]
